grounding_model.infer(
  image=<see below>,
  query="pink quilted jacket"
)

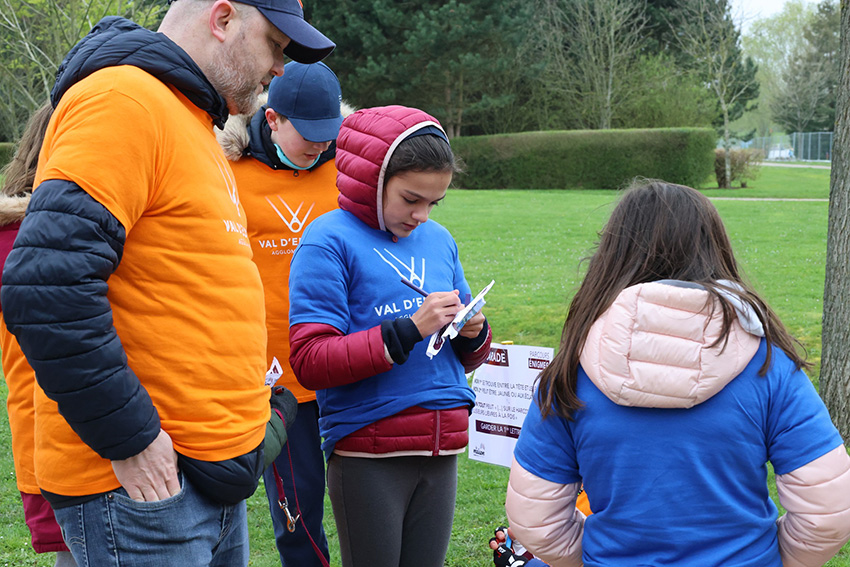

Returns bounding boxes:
[336,105,446,231]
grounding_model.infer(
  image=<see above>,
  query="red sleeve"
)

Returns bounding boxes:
[0,222,22,312]
[456,325,493,373]
[289,322,393,390]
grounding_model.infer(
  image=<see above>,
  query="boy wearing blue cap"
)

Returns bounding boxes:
[219,61,348,567]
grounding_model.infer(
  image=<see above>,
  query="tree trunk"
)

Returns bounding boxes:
[455,70,464,137]
[722,104,732,189]
[444,81,458,139]
[820,0,850,441]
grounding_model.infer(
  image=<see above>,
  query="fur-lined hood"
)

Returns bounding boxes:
[216,97,260,162]
[0,193,31,227]
[216,94,355,165]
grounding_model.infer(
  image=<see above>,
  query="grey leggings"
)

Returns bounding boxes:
[327,454,458,567]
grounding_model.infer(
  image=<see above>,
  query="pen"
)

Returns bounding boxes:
[400,277,428,297]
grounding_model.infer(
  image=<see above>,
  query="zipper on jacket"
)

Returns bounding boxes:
[433,410,440,456]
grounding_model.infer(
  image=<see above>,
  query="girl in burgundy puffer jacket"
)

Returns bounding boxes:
[288,106,492,567]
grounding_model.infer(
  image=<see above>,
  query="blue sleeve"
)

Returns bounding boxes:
[289,227,351,331]
[766,354,843,475]
[514,396,581,484]
[1,180,160,461]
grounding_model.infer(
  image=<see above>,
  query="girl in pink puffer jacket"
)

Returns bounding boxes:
[506,179,850,567]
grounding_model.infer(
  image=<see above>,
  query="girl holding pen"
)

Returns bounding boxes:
[288,105,492,567]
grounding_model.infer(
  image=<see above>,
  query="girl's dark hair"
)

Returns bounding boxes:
[2,102,54,198]
[384,134,461,181]
[537,179,809,419]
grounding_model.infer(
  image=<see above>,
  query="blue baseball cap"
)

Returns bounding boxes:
[267,61,343,142]
[237,0,334,64]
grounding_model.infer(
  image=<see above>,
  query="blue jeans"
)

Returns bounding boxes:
[262,400,329,567]
[53,473,249,567]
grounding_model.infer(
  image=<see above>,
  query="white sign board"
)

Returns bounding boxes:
[468,344,553,468]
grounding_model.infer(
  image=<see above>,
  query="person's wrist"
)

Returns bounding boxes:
[409,312,424,337]
[396,317,423,346]
[452,317,489,351]
[381,318,424,365]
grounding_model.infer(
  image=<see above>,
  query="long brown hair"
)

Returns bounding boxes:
[537,179,809,419]
[1,102,53,198]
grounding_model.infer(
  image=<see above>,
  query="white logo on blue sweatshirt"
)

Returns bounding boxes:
[373,248,426,289]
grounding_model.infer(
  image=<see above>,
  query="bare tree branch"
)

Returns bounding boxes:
[535,0,647,129]
[673,0,759,187]
[0,0,164,141]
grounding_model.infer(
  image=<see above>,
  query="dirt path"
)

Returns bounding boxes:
[708,197,828,202]
[758,162,830,170]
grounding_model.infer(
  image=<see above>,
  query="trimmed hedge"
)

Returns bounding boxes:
[450,128,716,190]
[0,143,14,171]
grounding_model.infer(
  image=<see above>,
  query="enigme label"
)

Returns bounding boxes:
[528,357,550,370]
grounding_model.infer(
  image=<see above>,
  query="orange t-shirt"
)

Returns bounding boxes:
[232,156,338,402]
[577,488,592,516]
[1,315,39,493]
[17,65,268,497]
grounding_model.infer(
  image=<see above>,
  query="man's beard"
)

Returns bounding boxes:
[207,44,263,117]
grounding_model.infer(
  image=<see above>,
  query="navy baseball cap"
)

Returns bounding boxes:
[267,61,343,142]
[237,0,334,64]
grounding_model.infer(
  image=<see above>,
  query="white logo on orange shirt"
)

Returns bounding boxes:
[373,248,426,289]
[213,151,242,218]
[265,196,316,233]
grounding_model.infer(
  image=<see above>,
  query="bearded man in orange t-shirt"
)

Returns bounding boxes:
[0,1,333,565]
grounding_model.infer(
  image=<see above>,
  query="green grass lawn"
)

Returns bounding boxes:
[762,160,831,168]
[701,163,830,199]
[1,166,846,566]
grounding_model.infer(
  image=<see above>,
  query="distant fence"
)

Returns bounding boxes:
[744,132,833,161]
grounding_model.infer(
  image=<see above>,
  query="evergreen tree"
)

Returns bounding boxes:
[769,0,838,133]
[803,0,839,131]
[307,0,532,137]
[643,0,688,55]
